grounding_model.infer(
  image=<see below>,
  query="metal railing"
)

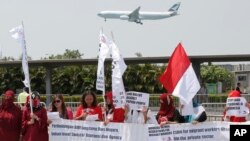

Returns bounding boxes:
[65,102,80,113]
[13,102,46,110]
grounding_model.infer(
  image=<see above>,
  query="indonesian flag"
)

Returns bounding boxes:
[160,43,200,104]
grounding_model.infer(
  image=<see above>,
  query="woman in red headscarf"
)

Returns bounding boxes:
[0,90,22,141]
[22,91,48,141]
[156,93,184,127]
[103,91,125,125]
[222,90,247,122]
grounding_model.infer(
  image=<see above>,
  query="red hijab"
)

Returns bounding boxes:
[228,90,241,98]
[158,93,175,118]
[105,91,113,105]
[105,91,115,113]
[1,90,15,110]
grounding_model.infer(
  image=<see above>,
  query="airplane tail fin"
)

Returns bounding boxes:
[168,2,181,12]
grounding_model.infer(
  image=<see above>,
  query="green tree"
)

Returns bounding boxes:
[201,65,234,92]
[44,49,83,60]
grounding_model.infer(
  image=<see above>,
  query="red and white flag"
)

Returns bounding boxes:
[160,43,200,104]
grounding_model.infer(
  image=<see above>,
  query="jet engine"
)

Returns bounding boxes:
[120,15,129,20]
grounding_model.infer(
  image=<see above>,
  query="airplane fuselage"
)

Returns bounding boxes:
[97,2,180,24]
[98,11,177,21]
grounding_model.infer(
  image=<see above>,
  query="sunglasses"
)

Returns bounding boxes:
[55,100,61,103]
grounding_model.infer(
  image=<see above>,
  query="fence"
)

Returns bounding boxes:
[65,102,80,112]
[13,102,46,110]
[2,94,249,122]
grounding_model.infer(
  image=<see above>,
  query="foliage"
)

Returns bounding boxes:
[201,65,234,92]
[45,49,83,60]
[0,50,235,95]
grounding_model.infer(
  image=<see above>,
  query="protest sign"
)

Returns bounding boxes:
[126,91,149,110]
[226,97,249,116]
[47,112,60,120]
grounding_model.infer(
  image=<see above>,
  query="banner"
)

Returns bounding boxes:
[111,40,127,108]
[96,31,110,91]
[49,119,148,141]
[48,119,250,141]
[112,77,126,108]
[226,97,249,116]
[126,91,149,110]
[148,121,230,141]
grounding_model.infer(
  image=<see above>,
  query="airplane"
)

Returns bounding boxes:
[97,2,181,25]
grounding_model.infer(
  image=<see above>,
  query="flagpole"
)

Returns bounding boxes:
[103,77,106,122]
[22,21,33,114]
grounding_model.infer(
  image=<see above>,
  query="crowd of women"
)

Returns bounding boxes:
[0,89,249,141]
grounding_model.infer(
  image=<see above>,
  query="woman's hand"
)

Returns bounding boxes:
[124,104,129,120]
[160,121,168,127]
[103,119,110,126]
[30,113,40,121]
[47,119,52,124]
[28,118,35,125]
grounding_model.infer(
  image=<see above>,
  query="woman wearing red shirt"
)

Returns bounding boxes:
[223,90,247,122]
[103,91,125,125]
[74,91,103,121]
[156,93,184,127]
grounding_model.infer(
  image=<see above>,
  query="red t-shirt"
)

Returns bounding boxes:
[75,105,103,121]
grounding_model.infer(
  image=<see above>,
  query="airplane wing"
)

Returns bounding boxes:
[128,6,141,22]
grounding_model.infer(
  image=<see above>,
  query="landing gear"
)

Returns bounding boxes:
[135,20,143,25]
[104,18,106,22]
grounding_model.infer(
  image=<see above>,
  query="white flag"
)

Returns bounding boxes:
[96,31,111,91]
[110,41,127,78]
[10,25,30,87]
[110,40,127,108]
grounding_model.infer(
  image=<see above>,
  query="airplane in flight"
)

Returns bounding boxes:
[97,2,181,25]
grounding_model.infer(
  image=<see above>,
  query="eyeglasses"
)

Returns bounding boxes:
[55,100,61,103]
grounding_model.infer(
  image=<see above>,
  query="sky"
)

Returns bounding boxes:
[0,0,250,60]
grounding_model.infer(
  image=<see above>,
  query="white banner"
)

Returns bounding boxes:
[111,40,127,108]
[126,91,149,110]
[148,121,230,141]
[96,31,110,91]
[49,119,148,141]
[226,97,249,116]
[112,77,126,108]
[49,119,250,141]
